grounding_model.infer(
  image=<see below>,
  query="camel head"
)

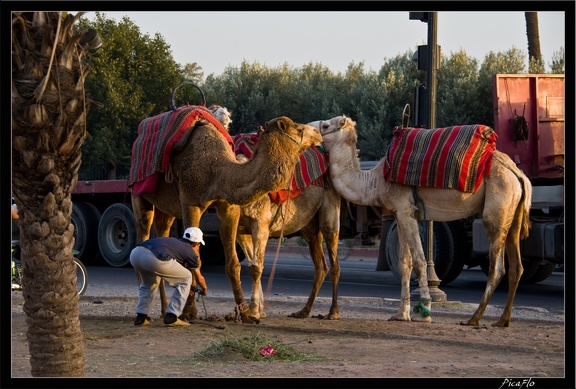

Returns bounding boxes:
[309,115,357,151]
[208,104,233,131]
[264,116,323,151]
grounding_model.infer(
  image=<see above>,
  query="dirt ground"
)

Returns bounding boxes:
[10,291,567,386]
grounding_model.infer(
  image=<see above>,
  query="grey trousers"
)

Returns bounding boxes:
[129,246,192,317]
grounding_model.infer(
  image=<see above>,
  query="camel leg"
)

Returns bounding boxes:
[320,229,341,320]
[153,210,181,318]
[462,223,508,326]
[217,203,256,323]
[467,211,523,328]
[131,195,156,313]
[246,220,269,321]
[389,214,431,322]
[495,238,523,327]
[179,203,208,322]
[236,232,262,318]
[288,227,327,319]
[319,193,341,320]
[388,235,413,321]
[132,195,155,243]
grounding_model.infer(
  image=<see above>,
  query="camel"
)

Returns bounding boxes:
[234,150,342,323]
[311,115,532,327]
[130,111,322,323]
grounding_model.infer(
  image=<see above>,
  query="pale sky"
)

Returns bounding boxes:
[87,10,566,76]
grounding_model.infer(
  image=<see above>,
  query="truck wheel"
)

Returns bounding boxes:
[200,238,245,266]
[439,221,467,285]
[98,203,137,267]
[385,220,452,284]
[479,257,539,283]
[72,202,101,265]
[521,260,556,284]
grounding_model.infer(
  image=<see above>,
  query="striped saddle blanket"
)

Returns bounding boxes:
[129,105,233,195]
[383,124,497,193]
[233,132,330,204]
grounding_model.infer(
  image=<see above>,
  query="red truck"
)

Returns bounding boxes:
[377,74,565,284]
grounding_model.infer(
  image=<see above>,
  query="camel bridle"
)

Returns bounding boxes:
[269,126,304,146]
[319,120,345,136]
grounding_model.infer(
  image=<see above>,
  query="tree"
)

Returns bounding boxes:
[550,47,565,74]
[77,13,183,179]
[12,12,102,376]
[182,62,204,84]
[436,50,480,127]
[525,12,545,73]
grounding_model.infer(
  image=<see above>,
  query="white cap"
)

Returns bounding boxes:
[183,227,205,245]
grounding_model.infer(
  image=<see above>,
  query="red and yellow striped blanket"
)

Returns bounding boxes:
[129,105,233,195]
[233,133,329,204]
[383,124,497,193]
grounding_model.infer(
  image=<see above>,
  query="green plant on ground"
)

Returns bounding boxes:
[177,332,327,364]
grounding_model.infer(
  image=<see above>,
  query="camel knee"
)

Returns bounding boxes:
[248,264,262,278]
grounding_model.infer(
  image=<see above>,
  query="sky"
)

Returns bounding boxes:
[87,10,567,76]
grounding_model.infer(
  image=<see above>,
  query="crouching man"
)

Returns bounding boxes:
[130,227,208,327]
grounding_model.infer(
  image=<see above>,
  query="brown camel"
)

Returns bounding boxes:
[235,161,342,323]
[311,115,532,327]
[131,114,322,323]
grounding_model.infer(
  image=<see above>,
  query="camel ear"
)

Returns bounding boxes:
[266,116,292,132]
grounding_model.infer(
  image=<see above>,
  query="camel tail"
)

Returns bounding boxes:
[518,173,533,240]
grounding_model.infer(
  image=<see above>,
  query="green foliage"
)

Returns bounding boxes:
[78,13,184,177]
[550,47,565,74]
[78,14,564,167]
[176,333,327,364]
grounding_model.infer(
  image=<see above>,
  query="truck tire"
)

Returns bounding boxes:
[98,203,137,267]
[479,257,539,283]
[200,238,246,266]
[385,220,453,284]
[72,202,102,265]
[522,261,556,284]
[439,221,467,285]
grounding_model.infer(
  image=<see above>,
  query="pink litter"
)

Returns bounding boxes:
[259,344,277,357]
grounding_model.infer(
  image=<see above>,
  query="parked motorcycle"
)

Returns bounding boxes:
[11,240,88,296]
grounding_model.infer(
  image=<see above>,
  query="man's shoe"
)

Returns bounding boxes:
[165,318,190,327]
[134,314,151,326]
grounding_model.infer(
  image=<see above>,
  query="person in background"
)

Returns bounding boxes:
[11,199,21,260]
[129,227,208,327]
[355,205,374,246]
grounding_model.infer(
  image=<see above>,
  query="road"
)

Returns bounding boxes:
[82,250,565,318]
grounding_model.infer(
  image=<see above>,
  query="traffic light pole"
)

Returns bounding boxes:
[410,11,447,302]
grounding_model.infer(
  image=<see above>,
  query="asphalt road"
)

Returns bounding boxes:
[82,250,565,318]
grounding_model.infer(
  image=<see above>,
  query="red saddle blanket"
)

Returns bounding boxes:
[233,133,330,204]
[383,124,497,193]
[129,105,233,195]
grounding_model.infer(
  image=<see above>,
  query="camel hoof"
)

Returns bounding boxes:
[240,314,260,324]
[491,321,510,328]
[288,311,309,319]
[460,319,479,326]
[388,314,410,322]
[411,315,432,323]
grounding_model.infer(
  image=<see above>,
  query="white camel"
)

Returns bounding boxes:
[311,115,532,327]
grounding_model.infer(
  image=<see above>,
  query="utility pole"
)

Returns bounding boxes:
[409,11,447,302]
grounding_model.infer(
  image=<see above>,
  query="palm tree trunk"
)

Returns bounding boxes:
[525,12,543,73]
[12,12,101,377]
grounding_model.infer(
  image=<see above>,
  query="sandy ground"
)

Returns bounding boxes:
[10,286,567,386]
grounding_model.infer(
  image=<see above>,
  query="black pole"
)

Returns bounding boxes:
[427,12,438,129]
